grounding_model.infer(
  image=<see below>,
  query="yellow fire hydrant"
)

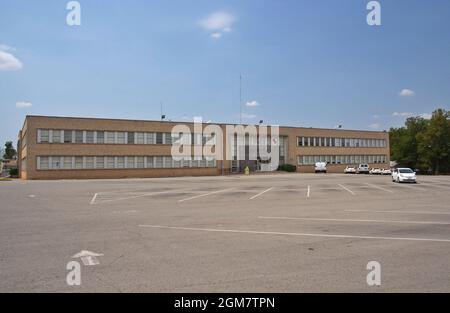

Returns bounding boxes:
[244,166,250,175]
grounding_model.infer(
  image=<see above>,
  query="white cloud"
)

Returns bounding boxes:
[392,112,413,117]
[245,100,260,107]
[372,114,380,119]
[210,32,222,39]
[200,11,235,39]
[398,88,415,97]
[200,11,235,31]
[240,113,257,120]
[419,113,432,119]
[16,101,32,108]
[0,44,16,52]
[0,50,23,71]
[368,123,380,129]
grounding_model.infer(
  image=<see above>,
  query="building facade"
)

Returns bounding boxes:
[17,115,390,180]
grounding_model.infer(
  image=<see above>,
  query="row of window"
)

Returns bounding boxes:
[37,156,217,170]
[297,137,386,148]
[298,155,388,165]
[37,129,216,145]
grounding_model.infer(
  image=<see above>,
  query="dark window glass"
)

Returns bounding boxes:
[156,133,163,144]
[64,130,72,143]
[127,132,135,144]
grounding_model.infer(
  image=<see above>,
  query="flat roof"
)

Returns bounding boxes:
[25,115,388,133]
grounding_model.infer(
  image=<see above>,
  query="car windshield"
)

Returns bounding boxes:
[399,169,414,173]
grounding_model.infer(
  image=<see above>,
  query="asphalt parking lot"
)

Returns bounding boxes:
[1,173,450,292]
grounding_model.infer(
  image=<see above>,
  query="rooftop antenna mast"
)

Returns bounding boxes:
[160,101,165,121]
[239,74,242,124]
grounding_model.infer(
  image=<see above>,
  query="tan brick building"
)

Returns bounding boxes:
[17,115,390,180]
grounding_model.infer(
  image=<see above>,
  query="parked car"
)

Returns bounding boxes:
[381,168,392,175]
[344,166,356,174]
[369,168,382,175]
[314,162,327,173]
[392,168,417,183]
[356,163,370,174]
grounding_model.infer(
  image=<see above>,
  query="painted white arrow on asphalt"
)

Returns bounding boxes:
[72,250,104,266]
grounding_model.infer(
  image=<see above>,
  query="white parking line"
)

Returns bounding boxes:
[96,190,184,204]
[417,183,450,190]
[307,185,310,198]
[392,183,426,190]
[338,184,355,195]
[178,188,234,202]
[366,183,394,193]
[346,209,450,215]
[90,193,98,205]
[258,216,450,225]
[139,224,450,243]
[249,187,274,200]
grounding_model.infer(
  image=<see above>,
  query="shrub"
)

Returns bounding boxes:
[8,168,18,177]
[277,164,296,172]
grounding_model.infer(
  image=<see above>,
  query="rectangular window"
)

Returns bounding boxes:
[164,133,172,145]
[75,156,83,169]
[154,156,163,168]
[52,130,62,143]
[63,156,73,169]
[116,156,125,168]
[164,156,173,168]
[156,133,163,144]
[75,131,83,143]
[335,138,340,147]
[52,157,61,169]
[106,132,115,144]
[146,133,155,144]
[127,132,135,144]
[135,132,144,144]
[106,157,115,169]
[64,130,73,143]
[126,156,135,168]
[39,157,49,169]
[96,131,104,144]
[86,131,94,144]
[146,156,154,168]
[96,156,105,169]
[136,156,145,168]
[173,158,181,168]
[207,159,215,167]
[117,132,126,144]
[40,130,49,143]
[85,156,94,169]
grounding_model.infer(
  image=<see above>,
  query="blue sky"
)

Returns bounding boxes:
[1,0,450,147]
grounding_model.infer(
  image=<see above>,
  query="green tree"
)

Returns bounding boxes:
[417,109,450,174]
[389,117,429,170]
[2,141,17,160]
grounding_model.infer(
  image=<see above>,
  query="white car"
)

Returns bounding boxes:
[392,168,417,183]
[369,168,382,175]
[314,162,327,173]
[344,166,356,174]
[356,163,370,174]
[381,168,392,175]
